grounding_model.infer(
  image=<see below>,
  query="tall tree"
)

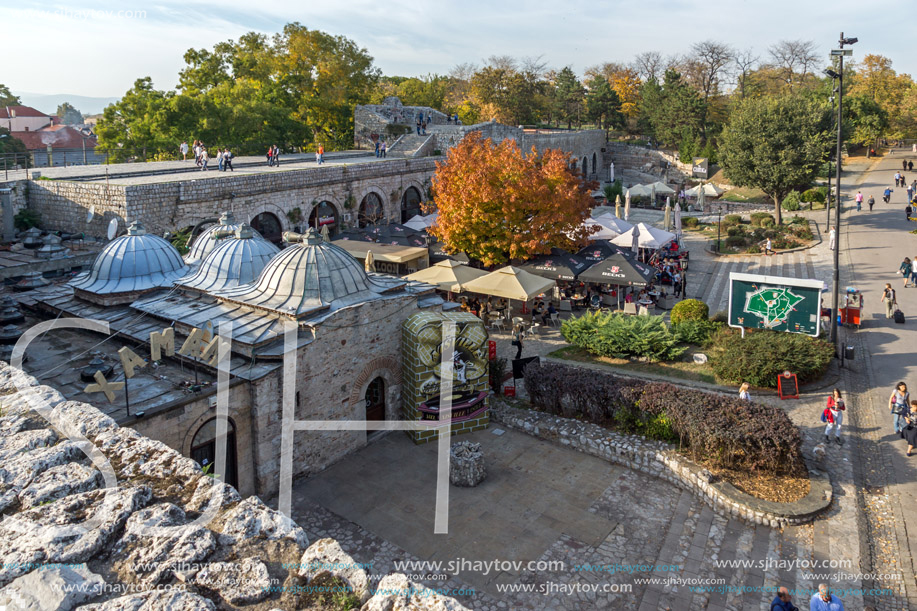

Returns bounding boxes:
[732,49,760,99]
[95,77,173,161]
[686,40,734,102]
[585,77,622,130]
[0,84,20,106]
[768,40,820,91]
[639,70,707,148]
[56,102,83,125]
[719,95,832,224]
[633,51,664,82]
[845,95,889,150]
[470,58,546,125]
[848,54,915,137]
[429,132,596,266]
[552,67,585,129]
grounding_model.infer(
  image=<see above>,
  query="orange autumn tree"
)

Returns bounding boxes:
[428,132,597,266]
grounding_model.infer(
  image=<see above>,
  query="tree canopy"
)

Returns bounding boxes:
[56,102,83,125]
[429,132,596,266]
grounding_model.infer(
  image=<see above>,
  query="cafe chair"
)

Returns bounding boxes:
[490,317,505,331]
[638,305,650,316]
[525,323,540,338]
[547,312,560,327]
[623,303,638,315]
[559,300,573,312]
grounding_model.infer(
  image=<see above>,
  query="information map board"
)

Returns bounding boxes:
[728,272,824,337]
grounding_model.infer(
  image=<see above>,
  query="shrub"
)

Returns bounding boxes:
[747,244,761,254]
[781,190,802,211]
[723,214,742,226]
[603,180,623,202]
[725,235,746,248]
[488,357,507,393]
[670,299,710,325]
[801,188,825,204]
[726,225,743,237]
[750,212,775,226]
[751,228,766,240]
[682,216,700,228]
[762,217,776,228]
[709,328,834,388]
[561,311,685,362]
[170,226,193,255]
[13,209,41,231]
[523,362,805,475]
[710,310,728,323]
[673,319,721,345]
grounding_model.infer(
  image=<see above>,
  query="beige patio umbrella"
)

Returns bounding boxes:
[404,259,488,292]
[364,249,375,273]
[320,224,331,242]
[462,266,555,302]
[624,190,631,221]
[615,194,622,219]
[663,197,672,231]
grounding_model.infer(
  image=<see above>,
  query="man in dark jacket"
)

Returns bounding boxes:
[771,586,799,611]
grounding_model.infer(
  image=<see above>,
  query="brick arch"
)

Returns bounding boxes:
[349,356,402,420]
[246,202,290,232]
[356,185,390,223]
[305,195,344,233]
[181,411,238,458]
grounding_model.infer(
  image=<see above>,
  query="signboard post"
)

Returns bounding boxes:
[692,157,709,179]
[728,272,824,337]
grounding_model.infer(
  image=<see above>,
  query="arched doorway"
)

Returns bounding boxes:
[358,193,385,228]
[592,153,597,176]
[190,417,238,489]
[250,212,283,244]
[365,377,385,421]
[400,187,423,224]
[309,201,340,236]
[570,159,577,171]
[582,156,588,176]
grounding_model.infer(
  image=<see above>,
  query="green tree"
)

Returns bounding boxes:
[585,77,622,131]
[639,70,706,148]
[470,58,547,125]
[845,94,889,151]
[95,77,173,162]
[719,95,832,224]
[552,67,584,129]
[0,84,19,106]
[56,102,83,125]
[0,126,29,166]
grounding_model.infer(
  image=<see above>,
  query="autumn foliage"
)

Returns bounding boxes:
[428,132,597,266]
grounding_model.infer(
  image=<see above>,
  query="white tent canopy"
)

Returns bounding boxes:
[404,259,488,293]
[403,213,438,231]
[593,213,635,235]
[647,181,676,195]
[686,183,724,198]
[462,266,555,301]
[611,222,676,250]
[626,184,654,197]
[583,218,621,240]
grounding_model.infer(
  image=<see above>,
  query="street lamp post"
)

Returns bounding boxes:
[827,32,857,351]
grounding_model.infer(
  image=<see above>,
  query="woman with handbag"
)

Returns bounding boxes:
[824,388,846,445]
[890,381,910,434]
[902,401,917,456]
[882,283,897,319]
[900,257,913,288]
[511,323,524,360]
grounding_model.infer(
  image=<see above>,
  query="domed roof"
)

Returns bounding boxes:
[185,211,263,264]
[176,224,280,293]
[70,221,188,294]
[212,229,404,318]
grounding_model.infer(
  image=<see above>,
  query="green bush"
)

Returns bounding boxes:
[781,190,802,211]
[751,227,766,240]
[489,357,507,393]
[723,214,742,226]
[762,217,776,228]
[725,235,746,248]
[561,311,685,362]
[726,225,744,237]
[801,188,825,204]
[787,215,808,225]
[13,209,41,231]
[710,310,728,323]
[670,299,710,325]
[709,328,835,388]
[673,319,722,345]
[603,180,623,202]
[682,216,699,228]
[750,212,775,226]
[747,244,761,254]
[170,226,193,255]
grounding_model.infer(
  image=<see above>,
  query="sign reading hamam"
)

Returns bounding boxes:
[83,325,228,403]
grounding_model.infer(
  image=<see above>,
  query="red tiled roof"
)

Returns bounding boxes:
[11,126,97,150]
[0,105,50,119]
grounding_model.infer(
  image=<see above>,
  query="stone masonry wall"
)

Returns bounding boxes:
[0,179,28,216]
[604,143,692,186]
[0,361,469,610]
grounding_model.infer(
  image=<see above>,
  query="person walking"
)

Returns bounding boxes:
[899,257,912,288]
[882,283,897,318]
[828,227,836,251]
[901,401,917,456]
[884,187,893,203]
[217,148,225,172]
[910,160,914,172]
[272,144,280,166]
[868,195,875,211]
[317,144,324,165]
[266,146,274,167]
[855,191,863,211]
[889,382,910,434]
[374,139,380,158]
[180,140,189,160]
[193,141,202,167]
[907,204,914,222]
[771,586,799,611]
[809,584,844,610]
[380,139,387,158]
[895,172,902,188]
[223,148,233,172]
[738,382,751,401]
[765,238,774,256]
[904,160,909,172]
[511,323,524,360]
[824,388,846,445]
[200,147,209,171]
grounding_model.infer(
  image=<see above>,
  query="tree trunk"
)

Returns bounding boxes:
[773,194,783,225]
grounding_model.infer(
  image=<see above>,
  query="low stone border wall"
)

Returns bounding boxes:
[491,402,832,528]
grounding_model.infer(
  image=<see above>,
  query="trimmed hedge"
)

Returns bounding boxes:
[682,216,700,228]
[782,190,802,211]
[750,212,775,227]
[709,328,834,388]
[670,299,710,325]
[673,319,722,345]
[522,362,805,475]
[561,311,685,362]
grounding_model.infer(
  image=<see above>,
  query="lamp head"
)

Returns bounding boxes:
[824,69,840,79]
[841,36,858,45]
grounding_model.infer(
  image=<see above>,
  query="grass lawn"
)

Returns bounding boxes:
[549,345,717,385]
[719,186,770,205]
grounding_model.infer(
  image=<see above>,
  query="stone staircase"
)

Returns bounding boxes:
[386,133,436,158]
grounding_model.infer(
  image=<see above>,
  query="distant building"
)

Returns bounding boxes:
[10,124,103,166]
[0,104,55,132]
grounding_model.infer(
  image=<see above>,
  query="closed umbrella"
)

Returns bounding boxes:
[697,183,706,212]
[630,224,640,254]
[651,184,657,209]
[664,198,671,232]
[615,194,622,219]
[624,190,631,221]
[321,224,331,242]
[364,249,375,273]
[674,203,682,237]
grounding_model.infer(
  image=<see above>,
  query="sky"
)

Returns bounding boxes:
[1,0,913,104]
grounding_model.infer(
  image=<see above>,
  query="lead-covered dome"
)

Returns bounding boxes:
[176,224,280,293]
[212,229,404,318]
[185,211,263,264]
[70,221,188,304]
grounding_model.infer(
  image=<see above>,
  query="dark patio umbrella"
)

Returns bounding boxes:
[519,248,593,281]
[575,241,626,264]
[577,252,656,286]
[364,223,422,240]
[375,233,429,248]
[429,241,470,264]
[334,229,376,243]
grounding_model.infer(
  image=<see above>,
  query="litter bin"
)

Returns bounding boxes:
[844,345,855,360]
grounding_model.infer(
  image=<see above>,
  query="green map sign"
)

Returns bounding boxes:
[728,272,824,336]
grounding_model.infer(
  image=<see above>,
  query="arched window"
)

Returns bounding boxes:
[582,156,588,175]
[592,152,597,176]
[190,417,238,489]
[359,193,385,228]
[365,376,386,421]
[309,201,340,236]
[250,212,282,244]
[401,187,423,223]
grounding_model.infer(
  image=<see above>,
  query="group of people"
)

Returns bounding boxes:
[373,139,388,158]
[769,583,847,610]
[266,144,281,167]
[179,141,234,172]
[889,381,917,456]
